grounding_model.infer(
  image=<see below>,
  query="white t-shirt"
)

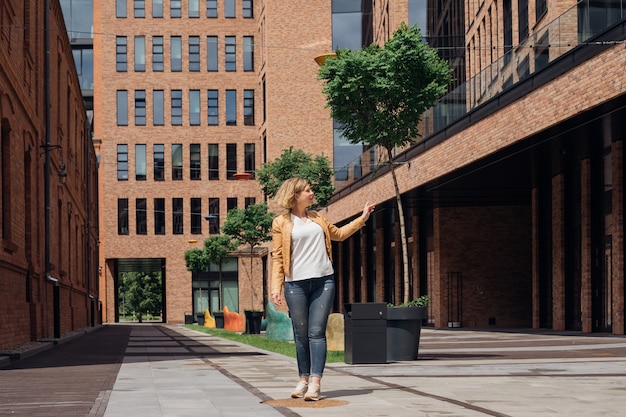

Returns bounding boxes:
[287,214,334,281]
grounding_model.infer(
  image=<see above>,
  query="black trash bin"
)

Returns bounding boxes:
[344,303,387,364]
[196,313,205,326]
[213,312,224,329]
[184,314,194,325]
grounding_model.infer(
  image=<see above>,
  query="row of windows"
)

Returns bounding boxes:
[117,143,255,181]
[118,196,256,235]
[117,0,253,19]
[116,36,254,72]
[117,89,254,126]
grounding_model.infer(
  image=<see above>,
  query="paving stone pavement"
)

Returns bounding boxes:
[1,323,626,417]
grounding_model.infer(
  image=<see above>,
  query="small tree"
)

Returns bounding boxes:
[204,235,239,310]
[318,23,452,303]
[221,203,275,310]
[185,235,239,311]
[256,146,334,208]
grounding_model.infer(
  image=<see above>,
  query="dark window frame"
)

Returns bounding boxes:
[136,198,147,234]
[116,36,127,72]
[190,143,201,180]
[117,144,129,180]
[118,198,129,235]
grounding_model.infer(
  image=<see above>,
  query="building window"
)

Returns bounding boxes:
[117,90,128,125]
[518,0,529,41]
[136,144,147,180]
[154,198,165,234]
[244,197,256,207]
[134,36,145,71]
[153,90,164,125]
[190,143,201,180]
[227,197,237,211]
[116,0,127,18]
[189,36,200,71]
[116,36,127,71]
[134,0,145,17]
[207,89,218,125]
[536,0,547,20]
[189,0,200,17]
[207,36,218,71]
[191,198,202,234]
[152,36,164,71]
[208,197,219,234]
[117,144,129,180]
[189,90,200,125]
[72,47,94,91]
[207,0,217,17]
[226,143,236,179]
[243,0,253,17]
[171,0,181,17]
[172,198,183,234]
[208,143,219,180]
[152,0,163,17]
[154,144,165,180]
[225,36,236,71]
[135,90,146,125]
[171,36,182,71]
[243,36,254,71]
[1,122,12,241]
[244,143,255,176]
[534,31,550,72]
[243,89,254,125]
[225,0,235,17]
[172,144,183,180]
[171,89,183,125]
[226,89,236,125]
[136,198,147,234]
[118,199,129,234]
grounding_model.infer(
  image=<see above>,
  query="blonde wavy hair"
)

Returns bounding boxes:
[273,177,310,209]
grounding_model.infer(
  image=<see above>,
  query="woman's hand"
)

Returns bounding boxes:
[360,202,376,222]
[271,292,282,306]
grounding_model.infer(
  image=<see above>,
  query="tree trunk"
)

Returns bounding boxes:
[386,147,410,304]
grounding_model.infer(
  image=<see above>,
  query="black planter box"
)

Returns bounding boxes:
[245,310,263,334]
[386,306,427,361]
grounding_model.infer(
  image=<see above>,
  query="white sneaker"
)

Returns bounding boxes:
[290,381,308,398]
[304,383,321,401]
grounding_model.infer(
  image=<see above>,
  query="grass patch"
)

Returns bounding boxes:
[185,324,345,363]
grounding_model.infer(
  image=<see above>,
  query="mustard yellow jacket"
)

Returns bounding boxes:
[270,210,365,296]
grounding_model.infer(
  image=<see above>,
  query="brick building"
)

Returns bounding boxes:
[0,0,99,349]
[326,0,626,334]
[93,0,337,323]
[91,0,625,336]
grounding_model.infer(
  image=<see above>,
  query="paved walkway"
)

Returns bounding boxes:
[2,324,626,416]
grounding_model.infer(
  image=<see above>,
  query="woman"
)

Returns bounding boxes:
[270,177,375,401]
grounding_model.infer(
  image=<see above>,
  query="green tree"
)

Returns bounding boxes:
[185,235,238,311]
[221,203,275,310]
[318,23,452,303]
[121,271,162,321]
[256,146,334,208]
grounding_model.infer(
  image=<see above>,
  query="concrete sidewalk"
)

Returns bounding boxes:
[2,324,626,417]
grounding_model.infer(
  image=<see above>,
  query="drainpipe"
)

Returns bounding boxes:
[44,0,60,339]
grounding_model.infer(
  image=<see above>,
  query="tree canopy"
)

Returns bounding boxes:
[256,146,334,208]
[318,23,452,151]
[221,203,275,250]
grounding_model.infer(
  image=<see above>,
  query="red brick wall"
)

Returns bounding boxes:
[433,205,532,328]
[0,0,95,348]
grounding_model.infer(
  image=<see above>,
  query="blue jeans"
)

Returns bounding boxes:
[284,275,335,378]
